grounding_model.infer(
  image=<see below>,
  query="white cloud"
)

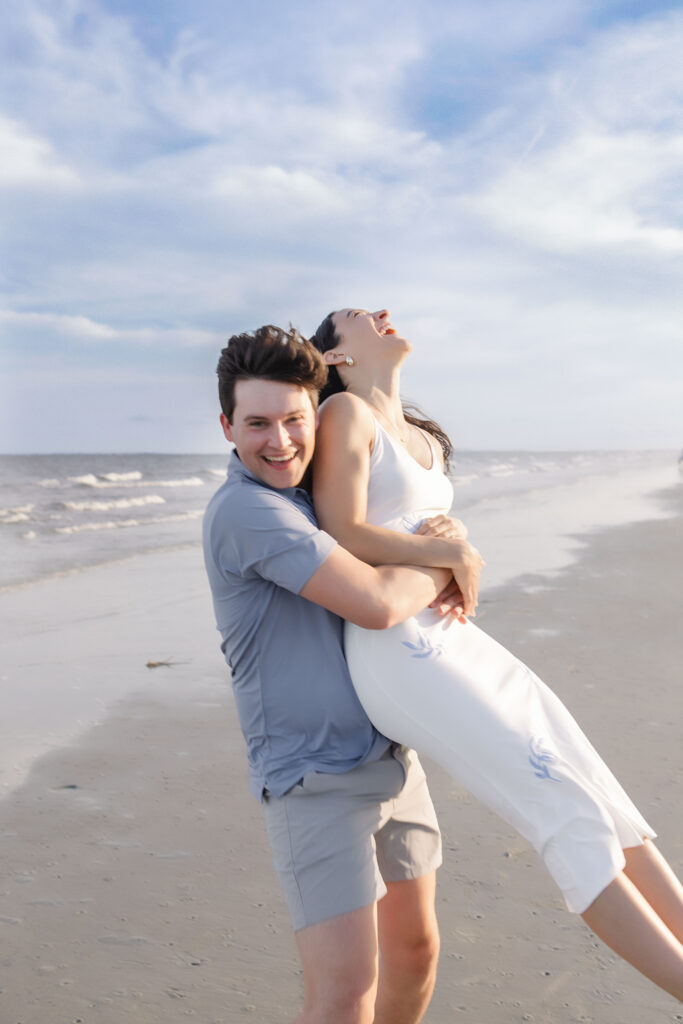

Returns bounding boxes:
[473,129,683,252]
[0,309,221,347]
[465,11,683,253]
[0,114,80,188]
[2,0,683,449]
[213,165,347,217]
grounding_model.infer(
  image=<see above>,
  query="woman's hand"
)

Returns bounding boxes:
[449,540,484,618]
[418,517,483,617]
[415,514,468,540]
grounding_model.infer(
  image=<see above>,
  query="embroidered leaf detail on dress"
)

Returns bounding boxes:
[528,738,562,782]
[401,632,444,659]
[401,516,419,534]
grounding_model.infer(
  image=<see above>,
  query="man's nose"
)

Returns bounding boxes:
[372,308,390,322]
[270,421,290,447]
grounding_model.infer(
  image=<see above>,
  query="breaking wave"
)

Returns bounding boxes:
[0,505,35,524]
[100,471,143,482]
[63,495,166,512]
[55,509,204,534]
[65,473,204,489]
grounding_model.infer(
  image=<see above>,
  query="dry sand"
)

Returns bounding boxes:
[1,487,681,1023]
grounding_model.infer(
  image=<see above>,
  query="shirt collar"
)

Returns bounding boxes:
[228,449,310,501]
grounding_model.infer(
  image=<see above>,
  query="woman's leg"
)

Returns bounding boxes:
[346,620,683,998]
[581,867,683,1001]
[623,839,683,942]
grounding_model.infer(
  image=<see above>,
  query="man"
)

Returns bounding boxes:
[203,325,457,1024]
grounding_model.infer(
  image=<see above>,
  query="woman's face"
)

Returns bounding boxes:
[330,308,411,363]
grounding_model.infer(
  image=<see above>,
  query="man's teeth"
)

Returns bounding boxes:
[266,454,295,462]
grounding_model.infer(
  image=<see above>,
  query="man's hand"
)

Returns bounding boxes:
[429,577,467,624]
[415,514,468,541]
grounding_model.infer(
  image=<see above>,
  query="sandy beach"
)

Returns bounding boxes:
[1,485,682,1023]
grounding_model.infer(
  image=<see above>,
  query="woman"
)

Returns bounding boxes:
[310,307,683,1000]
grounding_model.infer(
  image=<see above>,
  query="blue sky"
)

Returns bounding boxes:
[1,0,682,452]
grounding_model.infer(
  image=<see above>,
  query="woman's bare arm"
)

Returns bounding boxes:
[313,392,470,568]
[312,392,482,615]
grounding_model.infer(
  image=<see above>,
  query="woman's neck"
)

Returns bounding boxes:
[346,366,406,434]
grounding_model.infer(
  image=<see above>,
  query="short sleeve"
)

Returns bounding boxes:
[212,485,337,595]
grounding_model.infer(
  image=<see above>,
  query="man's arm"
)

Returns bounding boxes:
[300,545,451,630]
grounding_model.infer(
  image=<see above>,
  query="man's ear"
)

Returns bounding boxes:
[220,413,233,442]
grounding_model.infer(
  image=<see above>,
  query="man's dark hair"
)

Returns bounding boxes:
[217,325,328,422]
[310,312,454,469]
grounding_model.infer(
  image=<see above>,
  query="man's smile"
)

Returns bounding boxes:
[263,452,298,467]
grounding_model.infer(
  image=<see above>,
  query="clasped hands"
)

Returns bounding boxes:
[415,514,484,624]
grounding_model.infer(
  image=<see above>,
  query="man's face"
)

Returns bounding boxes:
[221,378,317,489]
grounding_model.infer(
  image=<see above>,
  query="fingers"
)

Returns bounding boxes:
[459,585,476,618]
[437,601,467,624]
[446,602,467,624]
[464,589,478,618]
[432,537,486,621]
[415,517,446,537]
[428,577,469,624]
[451,554,482,619]
[415,515,468,540]
[449,518,468,540]
[429,577,460,610]
[433,576,478,620]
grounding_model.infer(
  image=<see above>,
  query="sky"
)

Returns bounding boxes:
[1,0,682,453]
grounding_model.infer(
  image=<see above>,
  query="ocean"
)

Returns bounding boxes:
[1,449,678,593]
[0,448,679,797]
[0,453,226,591]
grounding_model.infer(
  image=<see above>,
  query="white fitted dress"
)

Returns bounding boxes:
[344,420,655,913]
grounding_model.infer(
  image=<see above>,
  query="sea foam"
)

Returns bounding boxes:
[0,505,34,524]
[55,509,204,534]
[65,474,204,489]
[100,471,143,482]
[63,495,166,512]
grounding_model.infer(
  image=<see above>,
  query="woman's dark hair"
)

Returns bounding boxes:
[217,324,328,422]
[310,312,453,469]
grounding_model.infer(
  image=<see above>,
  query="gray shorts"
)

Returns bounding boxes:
[262,746,442,931]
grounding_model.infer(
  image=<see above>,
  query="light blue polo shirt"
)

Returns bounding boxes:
[203,451,389,801]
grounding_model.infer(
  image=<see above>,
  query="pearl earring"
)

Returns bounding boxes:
[345,355,355,367]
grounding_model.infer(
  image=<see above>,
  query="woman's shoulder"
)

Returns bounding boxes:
[319,392,374,433]
[320,390,369,414]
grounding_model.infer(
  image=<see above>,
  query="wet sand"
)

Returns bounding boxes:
[0,487,681,1023]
